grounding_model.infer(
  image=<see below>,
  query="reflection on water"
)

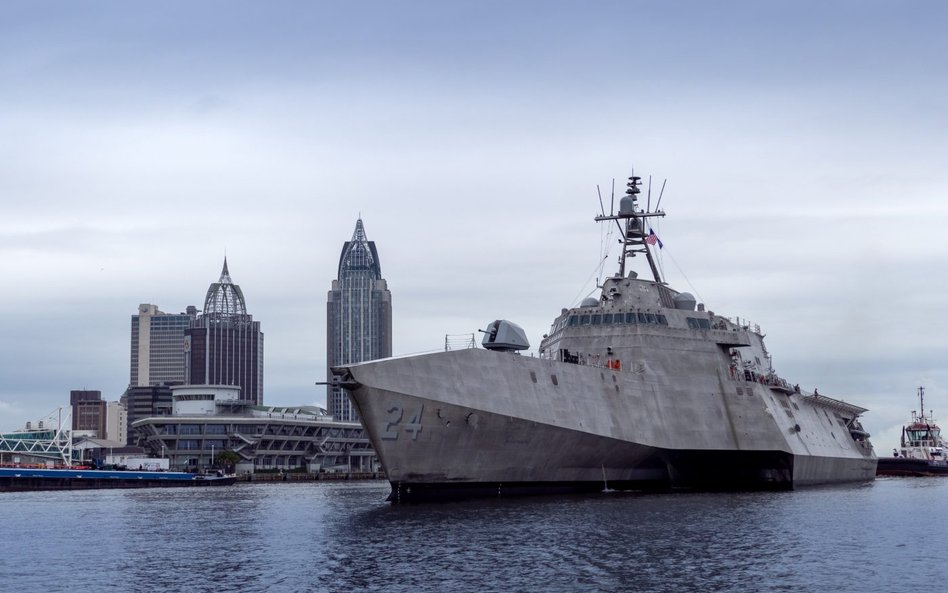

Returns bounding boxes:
[1,478,945,592]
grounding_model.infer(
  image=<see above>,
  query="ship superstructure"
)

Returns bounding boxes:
[333,172,876,502]
[899,387,946,458]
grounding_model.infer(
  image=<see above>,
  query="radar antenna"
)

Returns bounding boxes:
[594,169,666,283]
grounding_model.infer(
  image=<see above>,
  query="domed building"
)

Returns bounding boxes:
[186,259,264,404]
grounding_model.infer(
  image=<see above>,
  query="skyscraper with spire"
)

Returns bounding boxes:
[186,259,264,404]
[327,219,392,422]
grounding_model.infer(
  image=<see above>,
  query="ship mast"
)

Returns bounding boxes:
[595,172,666,283]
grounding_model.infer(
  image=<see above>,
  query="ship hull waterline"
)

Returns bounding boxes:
[876,457,948,477]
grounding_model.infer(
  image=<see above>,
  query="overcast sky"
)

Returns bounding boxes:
[2,1,947,451]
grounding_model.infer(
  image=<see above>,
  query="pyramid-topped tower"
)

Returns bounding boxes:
[338,219,382,279]
[327,218,392,421]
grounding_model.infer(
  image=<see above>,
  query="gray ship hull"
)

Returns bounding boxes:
[339,348,877,502]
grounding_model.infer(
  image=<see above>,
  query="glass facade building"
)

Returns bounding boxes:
[186,259,264,405]
[130,304,196,387]
[327,219,392,422]
[123,383,175,445]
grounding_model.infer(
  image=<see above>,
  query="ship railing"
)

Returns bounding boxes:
[445,333,477,351]
[725,366,798,392]
[725,317,764,335]
[553,348,610,369]
[764,375,796,393]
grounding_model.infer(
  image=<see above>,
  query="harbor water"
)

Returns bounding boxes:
[1,477,945,592]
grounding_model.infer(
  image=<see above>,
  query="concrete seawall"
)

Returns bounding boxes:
[239,472,383,483]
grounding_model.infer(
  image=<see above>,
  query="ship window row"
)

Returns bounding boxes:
[905,429,940,443]
[566,312,669,328]
[686,317,712,330]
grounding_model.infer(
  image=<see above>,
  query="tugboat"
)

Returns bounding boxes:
[332,171,877,502]
[877,387,948,476]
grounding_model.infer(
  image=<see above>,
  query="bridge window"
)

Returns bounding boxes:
[626,312,637,324]
[568,316,579,326]
[602,313,613,324]
[637,312,648,323]
[657,314,668,325]
[580,315,591,325]
[686,317,711,329]
[591,314,602,325]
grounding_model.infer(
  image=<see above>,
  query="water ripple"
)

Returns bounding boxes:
[1,478,945,592]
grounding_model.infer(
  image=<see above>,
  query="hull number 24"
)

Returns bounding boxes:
[382,404,424,440]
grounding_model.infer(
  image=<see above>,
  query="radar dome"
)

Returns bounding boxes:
[673,292,697,311]
[580,297,599,308]
[619,196,636,215]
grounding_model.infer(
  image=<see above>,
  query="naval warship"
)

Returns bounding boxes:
[332,173,877,502]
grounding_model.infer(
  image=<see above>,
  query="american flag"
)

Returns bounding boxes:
[645,228,663,248]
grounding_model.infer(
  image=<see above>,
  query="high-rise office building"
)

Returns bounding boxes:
[186,259,264,404]
[70,390,106,437]
[124,384,175,444]
[327,218,392,422]
[130,304,196,387]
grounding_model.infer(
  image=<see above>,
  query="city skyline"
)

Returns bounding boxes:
[2,2,948,453]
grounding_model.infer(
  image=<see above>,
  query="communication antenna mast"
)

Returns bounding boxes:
[654,178,668,211]
[594,169,666,283]
[646,175,652,212]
